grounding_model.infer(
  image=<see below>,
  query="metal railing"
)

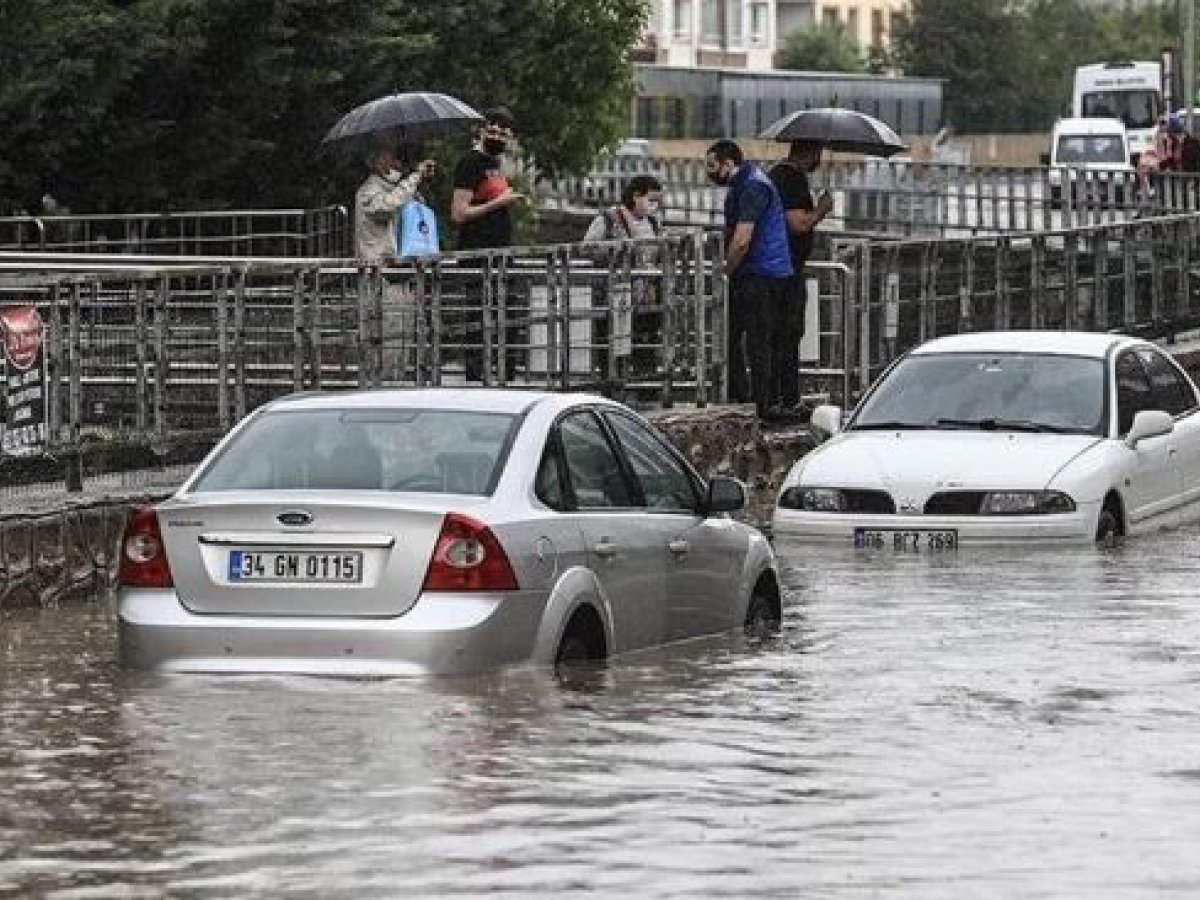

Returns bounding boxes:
[834,212,1200,395]
[540,154,1200,238]
[0,232,733,487]
[0,206,350,257]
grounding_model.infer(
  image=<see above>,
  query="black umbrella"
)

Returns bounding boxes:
[321,91,484,146]
[758,108,907,157]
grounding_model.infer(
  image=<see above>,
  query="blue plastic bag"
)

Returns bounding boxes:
[396,198,440,259]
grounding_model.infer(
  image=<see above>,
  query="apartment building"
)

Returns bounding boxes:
[641,0,780,70]
[639,0,909,72]
[799,0,909,50]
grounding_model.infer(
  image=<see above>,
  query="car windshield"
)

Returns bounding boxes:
[1081,89,1158,130]
[1056,134,1126,164]
[851,352,1106,436]
[190,408,517,493]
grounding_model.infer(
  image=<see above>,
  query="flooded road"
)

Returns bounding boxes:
[5,534,1200,897]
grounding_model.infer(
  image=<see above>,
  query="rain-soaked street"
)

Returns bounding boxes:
[5,533,1200,898]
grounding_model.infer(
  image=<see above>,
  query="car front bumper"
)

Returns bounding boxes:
[771,502,1098,546]
[118,589,551,677]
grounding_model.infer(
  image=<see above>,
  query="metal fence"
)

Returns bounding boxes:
[0,232,743,489]
[835,212,1200,395]
[540,154,1200,238]
[0,206,350,257]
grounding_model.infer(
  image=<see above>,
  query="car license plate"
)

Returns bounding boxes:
[227,550,363,583]
[853,528,958,552]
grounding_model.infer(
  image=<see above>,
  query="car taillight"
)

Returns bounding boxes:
[422,512,518,592]
[117,507,174,588]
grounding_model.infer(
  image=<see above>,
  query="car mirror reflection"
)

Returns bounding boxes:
[706,476,746,514]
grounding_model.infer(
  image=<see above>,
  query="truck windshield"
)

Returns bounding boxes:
[1055,135,1126,164]
[1082,90,1158,130]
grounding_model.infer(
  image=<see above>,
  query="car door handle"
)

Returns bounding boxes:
[594,540,619,559]
[668,539,690,556]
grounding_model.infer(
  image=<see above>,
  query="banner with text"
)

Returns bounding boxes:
[1,304,49,456]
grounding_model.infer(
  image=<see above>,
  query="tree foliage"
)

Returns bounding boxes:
[893,0,1177,133]
[776,24,866,74]
[0,0,648,213]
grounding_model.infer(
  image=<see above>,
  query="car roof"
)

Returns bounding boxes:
[261,388,607,416]
[909,331,1136,359]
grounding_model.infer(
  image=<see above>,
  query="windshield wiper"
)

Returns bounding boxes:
[851,420,932,431]
[934,417,1071,434]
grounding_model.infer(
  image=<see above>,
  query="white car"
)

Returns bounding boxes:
[118,389,780,676]
[773,331,1200,548]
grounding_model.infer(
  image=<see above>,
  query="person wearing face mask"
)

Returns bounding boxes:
[582,174,664,244]
[450,107,524,251]
[353,144,436,382]
[706,140,793,421]
[582,175,665,392]
[450,107,525,383]
[354,144,435,261]
[768,139,834,418]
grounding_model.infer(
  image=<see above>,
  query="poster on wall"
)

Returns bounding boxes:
[0,304,49,457]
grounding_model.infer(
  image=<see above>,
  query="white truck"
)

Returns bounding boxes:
[1072,61,1163,164]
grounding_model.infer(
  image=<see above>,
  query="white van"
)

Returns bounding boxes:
[1047,117,1135,204]
[1072,61,1162,163]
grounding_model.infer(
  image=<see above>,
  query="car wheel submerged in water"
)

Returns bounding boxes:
[743,577,782,639]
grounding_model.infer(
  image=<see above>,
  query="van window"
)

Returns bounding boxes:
[1082,90,1158,130]
[1055,135,1126,164]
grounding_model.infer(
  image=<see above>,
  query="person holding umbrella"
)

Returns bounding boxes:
[354,144,436,261]
[705,139,793,420]
[768,139,834,416]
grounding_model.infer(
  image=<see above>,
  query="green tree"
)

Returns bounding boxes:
[892,0,1027,132]
[776,24,866,73]
[0,0,648,213]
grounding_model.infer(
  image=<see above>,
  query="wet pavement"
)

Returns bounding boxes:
[4,534,1200,897]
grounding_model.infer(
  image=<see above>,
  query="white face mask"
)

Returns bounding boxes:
[637,197,661,218]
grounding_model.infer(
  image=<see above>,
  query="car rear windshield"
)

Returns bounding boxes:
[190,408,518,494]
[852,352,1106,435]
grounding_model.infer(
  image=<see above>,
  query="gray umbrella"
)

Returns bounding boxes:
[321,91,484,146]
[758,108,907,157]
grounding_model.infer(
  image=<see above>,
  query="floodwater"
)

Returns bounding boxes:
[4,533,1200,898]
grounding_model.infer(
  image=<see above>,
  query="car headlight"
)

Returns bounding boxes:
[980,490,1075,515]
[779,486,846,512]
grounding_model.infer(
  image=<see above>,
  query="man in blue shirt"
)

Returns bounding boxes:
[706,140,794,419]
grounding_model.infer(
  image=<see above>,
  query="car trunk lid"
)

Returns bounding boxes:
[158,495,469,617]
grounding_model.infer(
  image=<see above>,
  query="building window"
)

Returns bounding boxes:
[702,0,721,42]
[726,0,743,46]
[750,1,768,45]
[847,8,859,43]
[673,0,691,38]
[822,7,839,27]
[871,8,885,48]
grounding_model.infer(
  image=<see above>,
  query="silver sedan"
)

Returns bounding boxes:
[117,389,781,676]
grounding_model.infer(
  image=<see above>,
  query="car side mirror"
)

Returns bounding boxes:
[705,475,746,514]
[1125,409,1174,448]
[1039,151,1051,166]
[810,404,843,436]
